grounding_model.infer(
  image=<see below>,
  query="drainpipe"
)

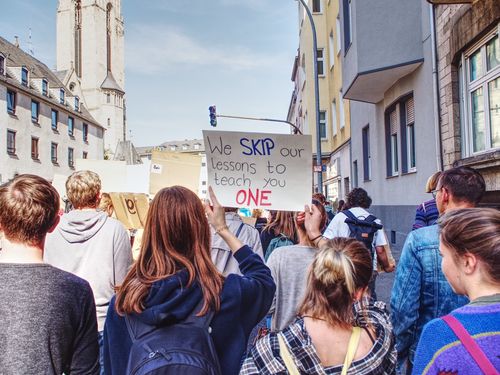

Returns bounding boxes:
[430,4,444,171]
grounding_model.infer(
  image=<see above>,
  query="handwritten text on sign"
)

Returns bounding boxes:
[203,130,312,211]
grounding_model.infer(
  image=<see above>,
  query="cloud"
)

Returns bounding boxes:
[125,24,283,75]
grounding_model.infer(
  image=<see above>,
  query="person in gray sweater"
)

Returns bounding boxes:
[0,174,99,374]
[266,201,327,331]
[44,170,132,370]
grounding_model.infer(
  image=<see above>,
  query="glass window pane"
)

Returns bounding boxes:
[489,77,500,149]
[471,87,485,152]
[487,36,500,71]
[470,50,482,81]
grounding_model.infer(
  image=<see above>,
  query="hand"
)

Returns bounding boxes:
[204,186,226,231]
[304,204,322,239]
[383,262,395,273]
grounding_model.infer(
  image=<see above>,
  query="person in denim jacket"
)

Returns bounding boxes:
[390,166,485,374]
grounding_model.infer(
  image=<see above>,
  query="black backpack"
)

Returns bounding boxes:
[342,209,383,254]
[124,301,222,375]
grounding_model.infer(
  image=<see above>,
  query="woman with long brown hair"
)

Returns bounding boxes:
[241,204,396,374]
[260,210,297,260]
[103,186,275,375]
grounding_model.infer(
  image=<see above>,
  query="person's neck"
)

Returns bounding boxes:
[76,207,98,211]
[0,237,44,264]
[297,228,311,246]
[467,281,500,301]
[445,201,475,212]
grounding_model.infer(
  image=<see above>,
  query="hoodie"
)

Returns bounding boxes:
[44,210,133,331]
[103,245,275,375]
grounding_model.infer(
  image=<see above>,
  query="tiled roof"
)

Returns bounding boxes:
[0,35,102,128]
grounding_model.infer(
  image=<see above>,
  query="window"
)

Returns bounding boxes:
[107,118,111,128]
[386,107,399,176]
[21,66,28,86]
[7,130,16,155]
[362,125,371,181]
[319,111,327,139]
[336,17,342,55]
[316,49,324,76]
[68,116,74,136]
[31,100,39,123]
[51,142,58,163]
[329,31,335,68]
[462,34,500,154]
[51,109,58,130]
[31,137,39,160]
[312,0,321,13]
[331,100,337,136]
[182,144,188,150]
[60,89,65,104]
[343,0,352,50]
[42,79,48,96]
[405,97,416,170]
[170,145,177,151]
[83,123,88,142]
[194,144,200,150]
[0,54,4,75]
[339,94,345,128]
[75,97,80,111]
[68,147,74,167]
[7,90,16,114]
[83,151,88,159]
[106,93,111,103]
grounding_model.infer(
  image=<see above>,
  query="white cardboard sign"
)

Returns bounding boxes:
[203,130,312,211]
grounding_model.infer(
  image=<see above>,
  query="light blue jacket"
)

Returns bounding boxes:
[390,225,468,370]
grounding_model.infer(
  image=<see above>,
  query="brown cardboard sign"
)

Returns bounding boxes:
[109,192,149,229]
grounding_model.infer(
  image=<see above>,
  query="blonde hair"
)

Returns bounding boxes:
[99,192,114,217]
[66,170,101,209]
[252,208,263,218]
[425,171,442,193]
[0,174,60,245]
[298,238,372,327]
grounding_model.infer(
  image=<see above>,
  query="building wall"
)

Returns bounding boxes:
[344,1,440,252]
[0,82,104,183]
[435,1,500,205]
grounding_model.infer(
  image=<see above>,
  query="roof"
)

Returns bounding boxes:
[0,35,102,128]
[113,140,143,165]
[136,139,205,156]
[101,72,124,93]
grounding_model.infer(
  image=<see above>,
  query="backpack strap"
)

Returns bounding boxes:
[341,327,361,375]
[277,333,300,375]
[343,210,382,230]
[442,315,498,374]
[235,222,245,238]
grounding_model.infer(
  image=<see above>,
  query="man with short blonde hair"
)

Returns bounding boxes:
[0,174,99,374]
[45,170,132,372]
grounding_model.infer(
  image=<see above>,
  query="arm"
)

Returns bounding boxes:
[412,204,426,231]
[376,245,394,272]
[113,223,133,286]
[70,284,100,375]
[390,232,423,369]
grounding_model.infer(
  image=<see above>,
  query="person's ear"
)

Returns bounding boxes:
[48,215,60,234]
[354,287,369,301]
[462,252,477,275]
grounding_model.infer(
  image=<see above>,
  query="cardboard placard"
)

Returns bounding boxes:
[203,130,312,211]
[109,193,149,229]
[149,151,202,196]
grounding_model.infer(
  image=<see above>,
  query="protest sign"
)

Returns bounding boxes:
[109,192,149,229]
[149,151,202,196]
[203,130,312,211]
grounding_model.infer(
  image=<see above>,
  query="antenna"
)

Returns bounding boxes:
[28,28,34,56]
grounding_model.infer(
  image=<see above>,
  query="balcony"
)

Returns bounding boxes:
[342,0,424,103]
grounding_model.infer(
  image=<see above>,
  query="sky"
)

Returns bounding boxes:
[0,0,300,147]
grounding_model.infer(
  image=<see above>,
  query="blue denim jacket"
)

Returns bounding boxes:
[390,225,468,371]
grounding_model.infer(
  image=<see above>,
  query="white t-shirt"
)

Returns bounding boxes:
[323,207,387,248]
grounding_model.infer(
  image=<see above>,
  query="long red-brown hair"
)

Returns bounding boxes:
[115,186,224,316]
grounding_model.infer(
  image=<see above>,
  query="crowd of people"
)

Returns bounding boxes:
[0,165,498,374]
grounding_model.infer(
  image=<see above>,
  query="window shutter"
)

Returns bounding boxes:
[406,97,415,124]
[390,109,398,135]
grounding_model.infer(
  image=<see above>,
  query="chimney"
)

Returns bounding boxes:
[14,36,19,48]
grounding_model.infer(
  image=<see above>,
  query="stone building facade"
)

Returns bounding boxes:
[434,0,500,205]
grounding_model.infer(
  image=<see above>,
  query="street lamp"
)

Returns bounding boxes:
[296,0,323,192]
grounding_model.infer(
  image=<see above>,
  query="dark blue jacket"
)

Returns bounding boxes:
[103,245,275,375]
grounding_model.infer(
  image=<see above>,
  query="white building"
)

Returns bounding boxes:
[56,0,125,155]
[0,36,104,183]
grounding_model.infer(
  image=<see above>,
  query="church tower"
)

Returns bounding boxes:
[56,0,125,155]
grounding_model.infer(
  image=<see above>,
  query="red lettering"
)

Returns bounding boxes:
[260,190,272,206]
[234,188,273,207]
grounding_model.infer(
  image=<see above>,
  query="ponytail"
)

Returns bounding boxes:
[298,238,372,327]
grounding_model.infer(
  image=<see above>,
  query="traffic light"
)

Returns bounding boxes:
[208,105,217,127]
